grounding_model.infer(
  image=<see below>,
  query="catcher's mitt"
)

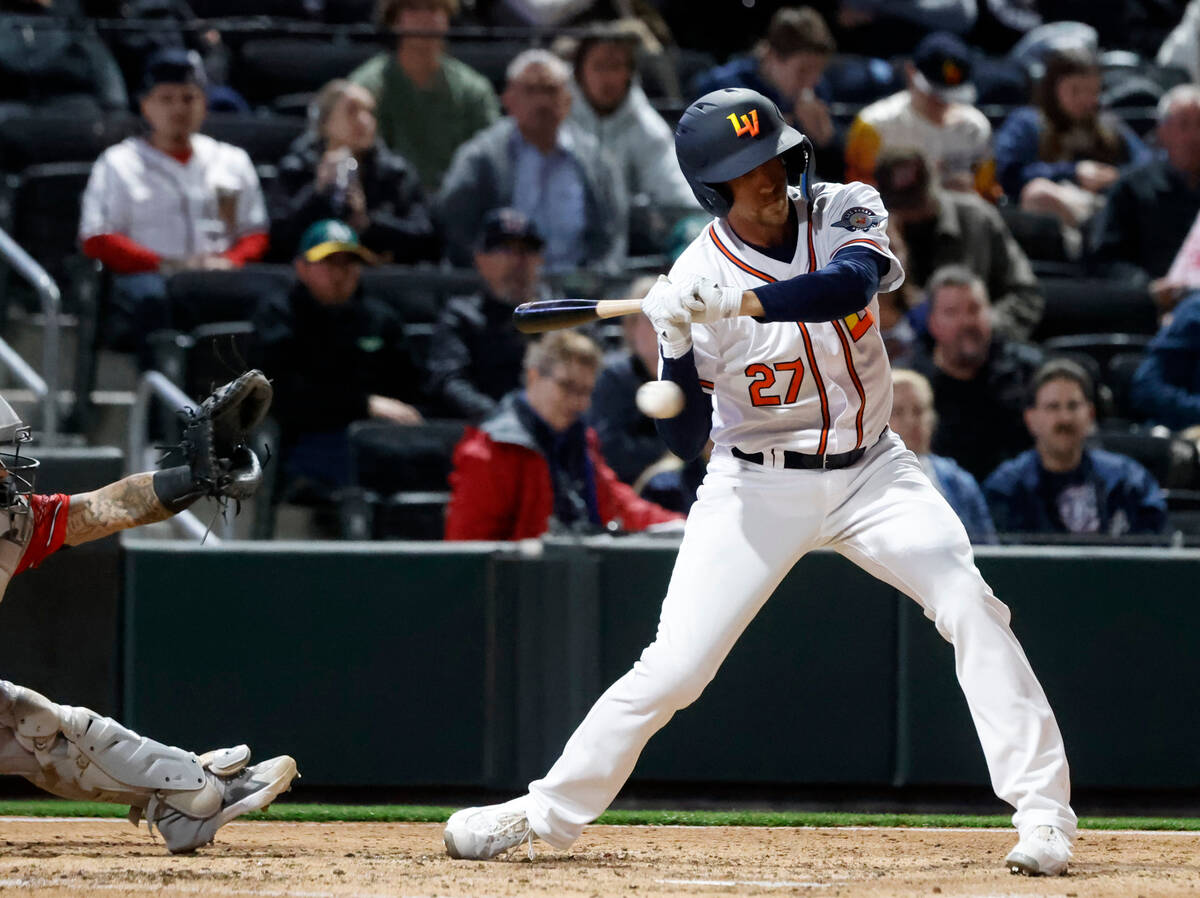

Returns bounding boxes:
[174,370,273,502]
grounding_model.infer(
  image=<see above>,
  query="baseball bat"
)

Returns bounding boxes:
[512,298,644,334]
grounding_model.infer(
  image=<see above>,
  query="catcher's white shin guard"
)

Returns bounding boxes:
[0,680,298,853]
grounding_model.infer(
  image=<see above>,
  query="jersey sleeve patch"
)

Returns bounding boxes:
[831,206,885,231]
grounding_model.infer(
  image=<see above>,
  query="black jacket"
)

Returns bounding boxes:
[252,279,426,442]
[907,338,1044,482]
[426,289,533,422]
[1088,157,1200,283]
[272,133,440,264]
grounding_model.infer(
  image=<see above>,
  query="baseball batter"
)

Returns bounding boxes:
[444,88,1076,876]
[0,377,297,853]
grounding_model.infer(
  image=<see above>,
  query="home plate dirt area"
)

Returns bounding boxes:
[0,819,1196,897]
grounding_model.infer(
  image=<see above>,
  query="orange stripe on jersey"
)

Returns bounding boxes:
[833,319,867,449]
[833,237,887,256]
[708,226,777,283]
[796,323,830,454]
[698,378,714,391]
[802,215,832,454]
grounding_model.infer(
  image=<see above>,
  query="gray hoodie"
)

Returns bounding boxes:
[568,78,699,214]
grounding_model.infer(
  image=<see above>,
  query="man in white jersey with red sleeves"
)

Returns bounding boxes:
[444,87,1077,877]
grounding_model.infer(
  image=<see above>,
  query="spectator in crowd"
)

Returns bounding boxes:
[973,1,1176,60]
[1088,84,1200,315]
[890,369,996,543]
[78,48,268,367]
[0,0,128,113]
[251,219,426,494]
[1131,287,1200,429]
[1158,0,1200,81]
[845,31,996,198]
[819,0,977,59]
[875,147,1043,341]
[876,225,919,366]
[994,47,1151,242]
[444,330,683,540]
[565,21,698,250]
[272,79,439,264]
[589,279,704,513]
[349,0,499,191]
[985,358,1167,537]
[426,208,548,421]
[438,48,627,273]
[904,265,1042,481]
[691,7,838,165]
[84,0,249,113]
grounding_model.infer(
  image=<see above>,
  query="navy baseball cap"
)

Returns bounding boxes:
[476,208,545,253]
[911,32,976,104]
[143,47,207,93]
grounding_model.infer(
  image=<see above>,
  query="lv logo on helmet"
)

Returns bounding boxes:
[726,109,760,138]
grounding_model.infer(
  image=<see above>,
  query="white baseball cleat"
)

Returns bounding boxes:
[1004,825,1072,876]
[444,796,538,860]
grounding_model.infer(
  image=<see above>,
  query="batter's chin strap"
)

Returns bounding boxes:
[796,135,817,204]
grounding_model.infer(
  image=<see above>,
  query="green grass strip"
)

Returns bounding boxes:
[1,802,1198,831]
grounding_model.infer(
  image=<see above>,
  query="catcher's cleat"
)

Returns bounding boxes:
[1004,825,1072,876]
[444,796,538,860]
[146,752,299,854]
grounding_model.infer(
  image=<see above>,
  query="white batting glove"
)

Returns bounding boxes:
[641,275,703,358]
[688,275,744,323]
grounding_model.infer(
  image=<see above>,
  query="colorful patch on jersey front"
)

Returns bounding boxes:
[842,307,875,342]
[831,207,884,232]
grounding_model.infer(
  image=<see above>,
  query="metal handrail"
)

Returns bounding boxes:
[0,226,60,442]
[128,370,225,544]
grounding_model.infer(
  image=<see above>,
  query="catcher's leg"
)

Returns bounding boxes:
[0,679,298,853]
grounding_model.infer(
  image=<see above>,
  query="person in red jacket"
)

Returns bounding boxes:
[445,330,683,540]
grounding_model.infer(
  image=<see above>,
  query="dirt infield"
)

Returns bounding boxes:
[0,818,1196,897]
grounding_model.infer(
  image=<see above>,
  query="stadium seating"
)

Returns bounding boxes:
[199,112,306,165]
[232,38,378,108]
[1034,277,1158,341]
[1093,426,1199,490]
[1106,350,1150,423]
[166,265,292,331]
[998,205,1068,263]
[347,418,467,540]
[4,162,93,292]
[450,39,529,93]
[0,110,138,173]
[360,265,482,323]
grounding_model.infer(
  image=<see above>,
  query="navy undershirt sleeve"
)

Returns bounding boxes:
[752,245,888,322]
[654,349,713,462]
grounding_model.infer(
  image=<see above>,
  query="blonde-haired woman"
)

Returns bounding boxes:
[272,79,440,263]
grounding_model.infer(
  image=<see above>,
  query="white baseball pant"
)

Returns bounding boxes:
[526,430,1076,847]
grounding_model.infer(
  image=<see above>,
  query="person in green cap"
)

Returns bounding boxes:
[250,219,429,497]
[349,0,499,192]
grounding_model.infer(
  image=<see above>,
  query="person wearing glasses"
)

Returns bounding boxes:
[444,330,683,540]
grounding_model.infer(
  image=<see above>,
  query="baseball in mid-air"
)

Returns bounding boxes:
[636,380,686,419]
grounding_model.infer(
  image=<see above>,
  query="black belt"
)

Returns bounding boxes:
[732,429,885,471]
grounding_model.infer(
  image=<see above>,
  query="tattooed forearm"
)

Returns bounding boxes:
[65,473,172,546]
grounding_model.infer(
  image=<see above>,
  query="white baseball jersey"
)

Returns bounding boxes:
[79,134,267,260]
[848,90,992,182]
[668,181,904,458]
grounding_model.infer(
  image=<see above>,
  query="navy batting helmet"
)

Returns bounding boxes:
[675,88,814,218]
